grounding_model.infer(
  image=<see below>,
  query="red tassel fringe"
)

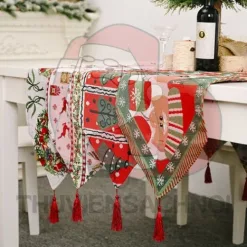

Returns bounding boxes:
[242,178,247,201]
[111,189,122,231]
[205,162,212,184]
[153,199,165,242]
[72,190,82,222]
[49,191,59,224]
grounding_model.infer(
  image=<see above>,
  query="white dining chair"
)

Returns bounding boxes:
[177,143,247,245]
[18,106,40,235]
[145,143,246,245]
[176,143,247,245]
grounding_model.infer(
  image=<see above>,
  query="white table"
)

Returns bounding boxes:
[1,67,247,247]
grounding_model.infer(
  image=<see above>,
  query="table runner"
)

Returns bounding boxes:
[26,68,247,241]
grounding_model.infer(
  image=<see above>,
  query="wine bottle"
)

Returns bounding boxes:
[196,0,219,71]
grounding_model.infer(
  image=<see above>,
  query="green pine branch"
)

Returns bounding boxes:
[0,0,99,22]
[152,0,247,12]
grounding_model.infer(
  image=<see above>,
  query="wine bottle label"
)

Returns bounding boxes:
[196,22,216,59]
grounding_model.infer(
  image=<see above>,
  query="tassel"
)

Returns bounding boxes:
[111,189,122,231]
[205,162,212,184]
[242,177,247,201]
[153,198,165,242]
[49,190,59,224]
[72,189,82,222]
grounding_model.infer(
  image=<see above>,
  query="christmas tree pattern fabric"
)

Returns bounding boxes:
[80,70,137,187]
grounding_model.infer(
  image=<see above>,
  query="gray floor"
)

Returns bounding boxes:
[19,170,247,247]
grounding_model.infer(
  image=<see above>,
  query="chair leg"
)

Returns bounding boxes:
[145,179,157,219]
[229,164,235,207]
[232,162,246,245]
[0,99,19,247]
[21,148,40,235]
[177,175,189,226]
[21,163,28,213]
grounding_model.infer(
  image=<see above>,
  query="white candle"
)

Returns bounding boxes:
[172,40,196,71]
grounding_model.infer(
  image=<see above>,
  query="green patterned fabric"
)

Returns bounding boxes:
[116,70,247,198]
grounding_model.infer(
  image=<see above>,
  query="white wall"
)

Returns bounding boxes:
[86,0,247,202]
[88,0,247,54]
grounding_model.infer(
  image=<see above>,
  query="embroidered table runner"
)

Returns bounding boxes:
[26,68,247,241]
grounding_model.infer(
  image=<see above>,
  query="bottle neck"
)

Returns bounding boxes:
[205,0,214,6]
